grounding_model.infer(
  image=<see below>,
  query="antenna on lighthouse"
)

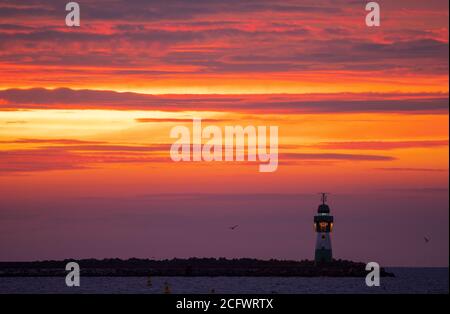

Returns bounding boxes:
[319,192,330,205]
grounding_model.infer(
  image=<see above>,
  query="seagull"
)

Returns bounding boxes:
[229,225,239,230]
[424,236,430,243]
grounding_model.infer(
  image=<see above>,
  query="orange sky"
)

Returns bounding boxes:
[0,0,448,265]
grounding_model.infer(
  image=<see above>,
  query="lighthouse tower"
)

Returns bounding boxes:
[314,193,334,263]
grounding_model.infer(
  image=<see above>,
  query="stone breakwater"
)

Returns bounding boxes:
[0,258,395,277]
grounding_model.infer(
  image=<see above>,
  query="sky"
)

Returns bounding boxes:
[0,0,448,266]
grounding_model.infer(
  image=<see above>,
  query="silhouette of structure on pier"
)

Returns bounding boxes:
[314,193,334,263]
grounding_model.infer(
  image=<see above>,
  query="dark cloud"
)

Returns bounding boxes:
[135,118,231,123]
[0,0,344,21]
[0,88,448,113]
[0,138,105,144]
[283,152,395,161]
[375,168,448,172]
[0,138,395,174]
[0,28,446,73]
[309,140,449,150]
[0,145,170,174]
[382,187,449,193]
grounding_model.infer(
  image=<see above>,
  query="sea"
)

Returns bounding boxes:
[0,268,447,294]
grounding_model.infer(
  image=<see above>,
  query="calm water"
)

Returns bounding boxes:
[0,268,447,294]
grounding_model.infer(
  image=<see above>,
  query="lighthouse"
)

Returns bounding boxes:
[314,193,334,263]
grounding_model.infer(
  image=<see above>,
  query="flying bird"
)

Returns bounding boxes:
[229,225,239,230]
[424,236,430,243]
